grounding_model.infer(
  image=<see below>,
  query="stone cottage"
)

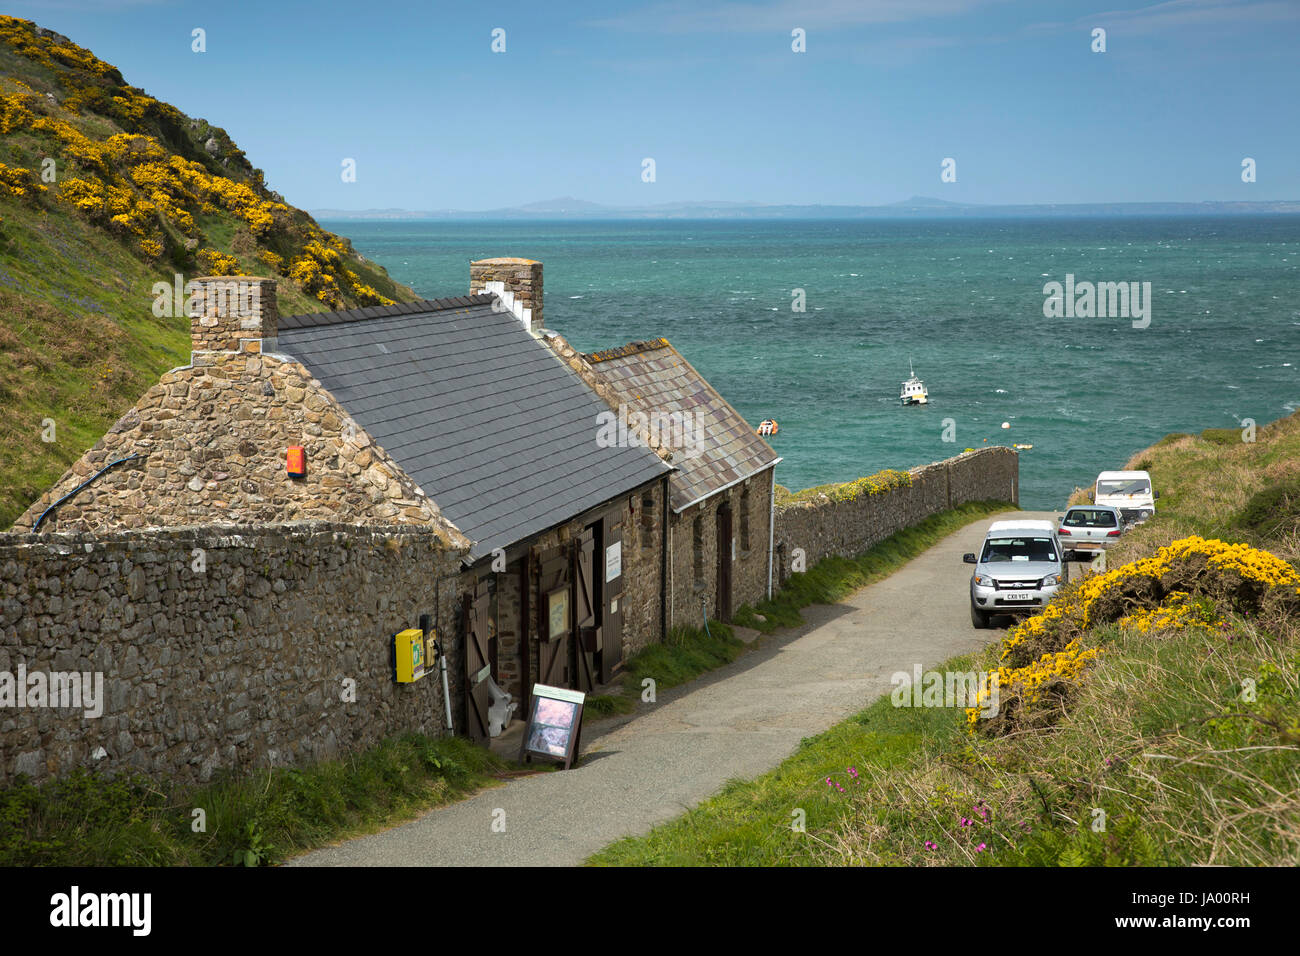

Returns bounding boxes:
[271,260,673,739]
[15,262,673,743]
[540,336,781,628]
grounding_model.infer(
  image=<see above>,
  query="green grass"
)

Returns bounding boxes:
[585,621,747,719]
[0,733,506,866]
[591,611,1300,867]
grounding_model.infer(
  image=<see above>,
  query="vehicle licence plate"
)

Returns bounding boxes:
[1006,592,1031,602]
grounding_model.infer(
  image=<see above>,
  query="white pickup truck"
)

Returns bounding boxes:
[1090,470,1159,527]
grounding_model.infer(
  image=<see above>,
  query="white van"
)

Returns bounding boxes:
[1091,470,1158,527]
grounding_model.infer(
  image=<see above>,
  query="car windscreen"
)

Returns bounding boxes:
[1097,479,1150,496]
[980,537,1058,563]
[1063,509,1118,528]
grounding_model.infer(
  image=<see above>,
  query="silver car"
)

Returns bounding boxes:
[964,520,1064,629]
[1057,505,1123,561]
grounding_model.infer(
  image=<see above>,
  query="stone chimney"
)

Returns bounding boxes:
[189,275,279,358]
[470,257,543,333]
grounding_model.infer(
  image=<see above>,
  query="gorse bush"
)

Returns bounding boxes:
[971,535,1300,736]
[0,16,396,308]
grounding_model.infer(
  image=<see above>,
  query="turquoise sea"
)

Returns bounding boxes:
[323,217,1300,509]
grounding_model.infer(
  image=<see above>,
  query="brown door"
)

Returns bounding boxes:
[462,578,492,741]
[600,522,624,684]
[572,527,599,693]
[716,502,733,622]
[537,546,571,689]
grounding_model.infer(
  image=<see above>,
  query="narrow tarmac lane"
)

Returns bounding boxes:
[288,509,1053,867]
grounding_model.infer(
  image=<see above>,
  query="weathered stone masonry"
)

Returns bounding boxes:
[0,523,463,786]
[773,446,1018,582]
[668,468,774,629]
[470,257,543,333]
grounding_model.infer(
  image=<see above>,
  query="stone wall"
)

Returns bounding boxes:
[620,479,665,655]
[773,447,1018,581]
[667,467,775,630]
[0,522,464,787]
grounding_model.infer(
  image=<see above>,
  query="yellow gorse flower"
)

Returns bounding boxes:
[968,536,1299,733]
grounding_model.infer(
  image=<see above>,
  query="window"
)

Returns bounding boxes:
[1063,509,1117,528]
[1097,478,1150,496]
[980,537,1058,563]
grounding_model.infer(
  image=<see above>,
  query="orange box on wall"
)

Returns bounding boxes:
[286,445,306,478]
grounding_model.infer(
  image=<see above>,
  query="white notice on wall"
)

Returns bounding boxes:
[605,541,622,582]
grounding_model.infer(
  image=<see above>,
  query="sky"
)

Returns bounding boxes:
[8,0,1300,210]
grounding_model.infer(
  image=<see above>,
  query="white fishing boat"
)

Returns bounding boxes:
[899,361,928,406]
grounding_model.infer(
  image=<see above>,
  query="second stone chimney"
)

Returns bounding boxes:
[189,275,279,358]
[470,257,543,333]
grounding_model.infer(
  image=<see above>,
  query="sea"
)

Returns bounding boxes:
[322,216,1300,509]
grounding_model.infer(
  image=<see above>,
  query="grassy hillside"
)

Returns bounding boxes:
[0,16,420,527]
[592,413,1300,866]
[1073,413,1300,566]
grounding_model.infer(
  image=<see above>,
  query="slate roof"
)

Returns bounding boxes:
[583,339,779,512]
[277,296,671,561]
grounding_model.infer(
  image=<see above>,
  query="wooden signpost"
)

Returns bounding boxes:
[519,683,586,770]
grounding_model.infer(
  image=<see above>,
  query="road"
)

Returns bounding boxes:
[287,508,1052,867]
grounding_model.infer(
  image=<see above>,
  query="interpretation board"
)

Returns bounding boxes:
[519,683,586,770]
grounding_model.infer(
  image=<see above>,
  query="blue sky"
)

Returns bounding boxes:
[10,0,1299,209]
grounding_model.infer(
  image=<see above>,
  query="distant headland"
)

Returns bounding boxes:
[313,196,1300,221]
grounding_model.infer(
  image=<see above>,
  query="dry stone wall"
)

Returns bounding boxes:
[0,522,464,787]
[773,447,1018,581]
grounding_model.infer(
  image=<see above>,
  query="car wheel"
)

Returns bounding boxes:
[971,604,990,629]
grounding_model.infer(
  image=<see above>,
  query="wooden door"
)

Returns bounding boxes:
[462,578,492,741]
[572,527,599,693]
[599,522,624,684]
[716,502,733,622]
[537,546,571,688]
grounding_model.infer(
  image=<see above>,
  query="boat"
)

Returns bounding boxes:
[899,361,928,406]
